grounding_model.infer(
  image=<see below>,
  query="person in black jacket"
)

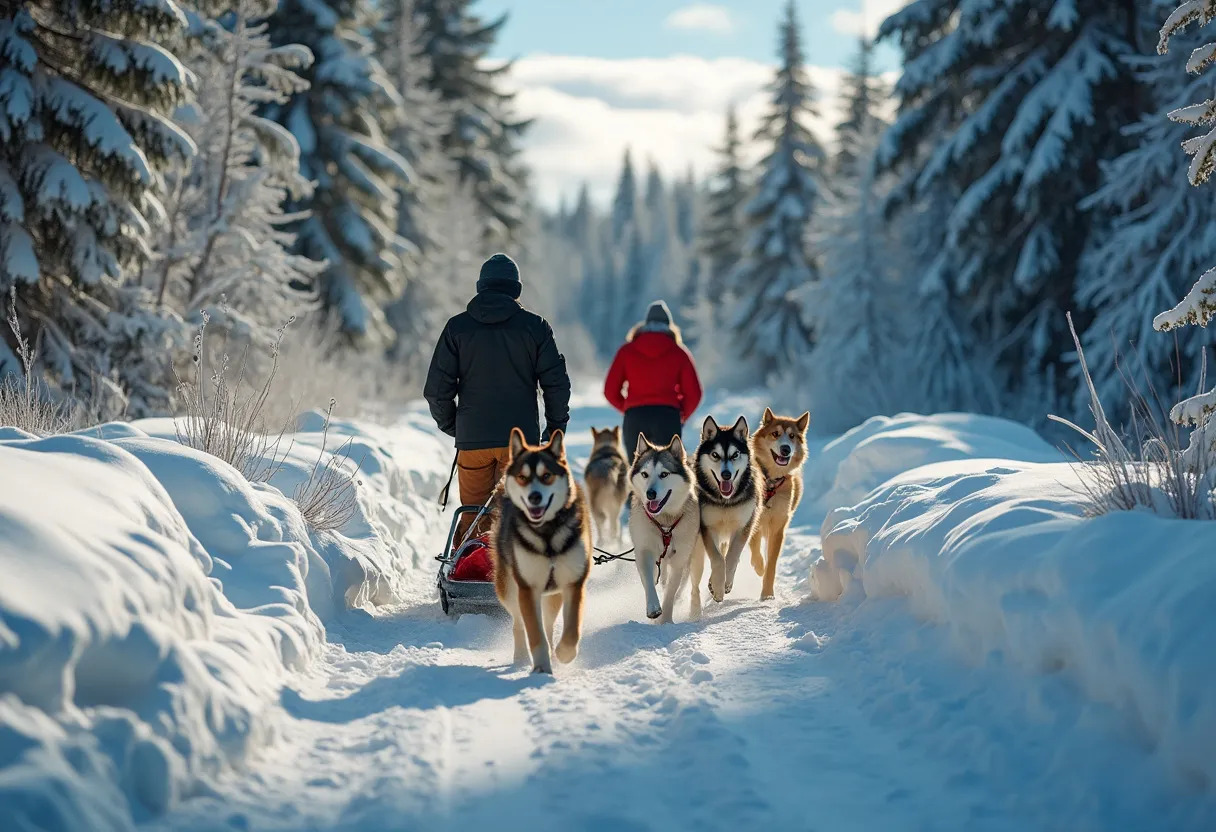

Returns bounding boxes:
[424,253,571,532]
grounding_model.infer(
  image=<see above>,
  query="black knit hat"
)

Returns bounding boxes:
[476,253,522,298]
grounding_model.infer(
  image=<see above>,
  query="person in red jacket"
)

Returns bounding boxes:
[604,300,703,458]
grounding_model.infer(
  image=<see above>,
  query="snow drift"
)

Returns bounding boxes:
[808,414,1216,791]
[0,411,449,830]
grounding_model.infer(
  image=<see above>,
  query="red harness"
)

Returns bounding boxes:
[646,508,685,583]
[763,476,787,506]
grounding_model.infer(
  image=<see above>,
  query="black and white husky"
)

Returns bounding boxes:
[628,435,703,623]
[694,415,760,602]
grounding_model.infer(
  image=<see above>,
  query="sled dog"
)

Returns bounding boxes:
[628,435,703,623]
[584,426,628,547]
[750,408,811,600]
[694,415,760,602]
[491,428,591,674]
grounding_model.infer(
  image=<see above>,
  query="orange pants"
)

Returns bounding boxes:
[456,447,511,540]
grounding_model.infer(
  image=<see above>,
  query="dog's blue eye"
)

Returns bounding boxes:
[711,452,720,461]
[659,472,668,479]
[641,471,648,478]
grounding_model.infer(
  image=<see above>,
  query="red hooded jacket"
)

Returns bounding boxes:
[604,332,703,423]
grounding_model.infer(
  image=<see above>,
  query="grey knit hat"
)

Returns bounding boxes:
[640,300,673,332]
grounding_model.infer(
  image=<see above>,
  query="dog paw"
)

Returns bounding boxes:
[724,581,734,595]
[555,639,578,664]
[708,579,724,603]
[646,604,663,620]
[531,658,553,675]
[760,591,775,601]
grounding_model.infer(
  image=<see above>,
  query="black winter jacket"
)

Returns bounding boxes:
[423,292,571,450]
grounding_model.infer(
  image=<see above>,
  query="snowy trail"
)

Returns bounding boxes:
[145,396,1200,832]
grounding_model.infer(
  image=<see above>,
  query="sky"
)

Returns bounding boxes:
[474,0,907,208]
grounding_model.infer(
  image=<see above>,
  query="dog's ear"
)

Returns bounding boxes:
[635,433,649,460]
[611,425,621,439]
[762,406,775,425]
[668,435,685,459]
[796,411,810,432]
[509,427,527,459]
[547,429,565,459]
[731,416,749,440]
[701,415,720,441]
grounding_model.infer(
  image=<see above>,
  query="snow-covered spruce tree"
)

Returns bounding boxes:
[877,0,1144,414]
[378,0,457,362]
[0,0,195,415]
[700,106,747,317]
[1079,2,1215,419]
[1153,0,1216,465]
[833,36,889,178]
[673,168,707,349]
[416,0,528,245]
[731,0,825,369]
[798,39,900,431]
[150,0,319,347]
[611,148,639,244]
[264,0,409,344]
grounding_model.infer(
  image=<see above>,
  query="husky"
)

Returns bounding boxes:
[628,435,703,623]
[583,426,628,547]
[491,428,591,674]
[749,408,811,600]
[694,415,760,602]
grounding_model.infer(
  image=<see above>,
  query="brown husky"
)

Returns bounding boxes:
[749,408,810,600]
[584,426,628,547]
[491,428,592,674]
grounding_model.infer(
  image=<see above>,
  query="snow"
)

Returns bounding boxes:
[0,410,450,830]
[3,397,1216,830]
[803,411,1063,513]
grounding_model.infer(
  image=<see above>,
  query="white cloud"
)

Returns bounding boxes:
[664,4,735,34]
[830,0,910,38]
[507,54,848,209]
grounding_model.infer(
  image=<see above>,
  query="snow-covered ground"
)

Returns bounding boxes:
[2,392,1214,830]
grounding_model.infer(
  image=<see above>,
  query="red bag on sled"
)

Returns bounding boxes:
[450,536,493,582]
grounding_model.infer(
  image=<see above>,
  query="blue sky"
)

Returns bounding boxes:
[479,0,897,69]
[476,1,906,207]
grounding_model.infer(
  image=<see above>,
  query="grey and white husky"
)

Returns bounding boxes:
[628,435,703,623]
[583,426,628,547]
[694,415,760,602]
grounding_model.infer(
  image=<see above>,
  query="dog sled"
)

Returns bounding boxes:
[435,505,502,617]
[435,502,640,617]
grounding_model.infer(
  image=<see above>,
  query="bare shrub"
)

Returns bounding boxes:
[0,289,73,435]
[1051,313,1215,519]
[294,399,363,531]
[174,311,295,482]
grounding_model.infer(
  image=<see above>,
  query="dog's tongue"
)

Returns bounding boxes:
[719,479,734,496]
[528,506,546,519]
[646,499,663,514]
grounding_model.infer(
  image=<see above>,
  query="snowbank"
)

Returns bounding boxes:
[809,415,1216,791]
[803,411,1063,513]
[0,410,449,829]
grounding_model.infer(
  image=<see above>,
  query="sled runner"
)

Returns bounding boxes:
[436,505,501,617]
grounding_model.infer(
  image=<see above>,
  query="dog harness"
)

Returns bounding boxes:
[763,476,787,506]
[646,508,685,583]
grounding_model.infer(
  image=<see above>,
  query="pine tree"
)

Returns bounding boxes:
[701,106,747,307]
[150,0,319,347]
[1153,0,1216,464]
[731,0,825,369]
[265,0,410,345]
[0,0,194,413]
[416,0,528,245]
[1078,2,1213,417]
[877,0,1144,412]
